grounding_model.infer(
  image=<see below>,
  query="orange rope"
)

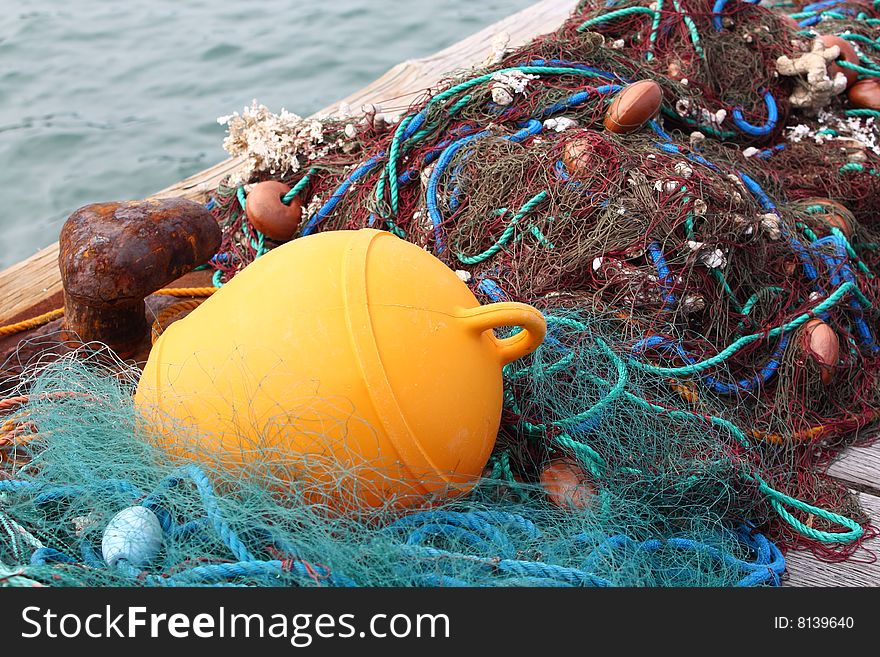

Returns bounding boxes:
[0,287,217,338]
[154,287,217,298]
[151,299,205,344]
[750,408,880,444]
[0,308,65,338]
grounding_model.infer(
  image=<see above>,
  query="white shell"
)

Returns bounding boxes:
[491,85,514,106]
[102,506,163,568]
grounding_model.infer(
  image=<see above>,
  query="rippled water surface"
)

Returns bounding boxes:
[0,0,534,269]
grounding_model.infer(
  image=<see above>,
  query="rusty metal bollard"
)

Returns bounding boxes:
[58,198,221,356]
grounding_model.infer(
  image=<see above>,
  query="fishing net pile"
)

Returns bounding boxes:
[3,0,880,586]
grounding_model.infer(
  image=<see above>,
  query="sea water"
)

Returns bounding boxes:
[0,0,533,269]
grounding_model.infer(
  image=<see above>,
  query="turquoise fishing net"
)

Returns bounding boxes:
[0,312,785,587]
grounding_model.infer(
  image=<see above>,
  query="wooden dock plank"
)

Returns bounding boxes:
[784,492,880,586]
[0,0,578,325]
[828,441,880,497]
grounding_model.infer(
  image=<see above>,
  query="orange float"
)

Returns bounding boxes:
[604,80,663,134]
[820,35,860,88]
[540,458,596,510]
[794,198,856,239]
[848,78,880,111]
[136,229,546,511]
[798,319,839,385]
[245,181,303,241]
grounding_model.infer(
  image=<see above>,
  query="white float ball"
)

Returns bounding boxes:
[101,506,163,568]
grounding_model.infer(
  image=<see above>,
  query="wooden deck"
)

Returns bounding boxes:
[0,0,877,586]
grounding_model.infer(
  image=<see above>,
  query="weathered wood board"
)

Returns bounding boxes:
[828,441,880,496]
[785,492,880,586]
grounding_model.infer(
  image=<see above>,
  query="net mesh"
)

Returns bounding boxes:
[3,0,880,586]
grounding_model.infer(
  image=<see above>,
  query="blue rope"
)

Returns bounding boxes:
[300,154,384,236]
[477,278,509,302]
[394,511,783,587]
[525,59,624,82]
[731,90,778,137]
[427,120,544,251]
[646,242,677,310]
[426,131,490,252]
[13,466,356,587]
[738,172,818,279]
[812,235,878,351]
[535,84,622,118]
[712,0,761,31]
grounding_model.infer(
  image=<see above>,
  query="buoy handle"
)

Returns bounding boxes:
[457,302,547,365]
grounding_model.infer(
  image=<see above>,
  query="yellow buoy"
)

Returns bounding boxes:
[136,229,546,511]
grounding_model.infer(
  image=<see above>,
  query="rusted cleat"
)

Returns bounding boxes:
[58,198,221,356]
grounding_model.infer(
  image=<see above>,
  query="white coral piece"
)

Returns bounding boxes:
[218,100,331,185]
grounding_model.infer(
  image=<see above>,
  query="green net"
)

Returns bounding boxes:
[0,327,784,587]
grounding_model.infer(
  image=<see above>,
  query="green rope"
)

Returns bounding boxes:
[831,227,874,278]
[799,213,873,276]
[646,0,664,61]
[840,162,880,176]
[456,191,549,265]
[759,482,863,543]
[681,194,742,312]
[576,7,659,32]
[837,59,880,77]
[282,168,315,205]
[505,314,863,542]
[734,287,786,333]
[380,66,620,218]
[840,34,880,51]
[844,108,880,119]
[384,114,413,216]
[237,186,267,258]
[577,331,861,542]
[670,0,706,60]
[629,281,870,376]
[447,94,472,116]
[554,338,628,429]
[660,106,737,138]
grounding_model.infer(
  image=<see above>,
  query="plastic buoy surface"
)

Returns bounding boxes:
[848,78,880,111]
[136,229,546,511]
[540,458,596,510]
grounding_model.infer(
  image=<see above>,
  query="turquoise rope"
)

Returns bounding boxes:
[844,108,880,119]
[629,281,870,376]
[577,7,660,32]
[660,106,737,138]
[456,191,549,265]
[837,59,880,77]
[841,33,880,51]
[282,168,315,204]
[840,162,880,176]
[379,66,619,218]
[237,186,267,258]
[535,316,863,543]
[670,0,706,60]
[646,0,664,61]
[384,114,414,216]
